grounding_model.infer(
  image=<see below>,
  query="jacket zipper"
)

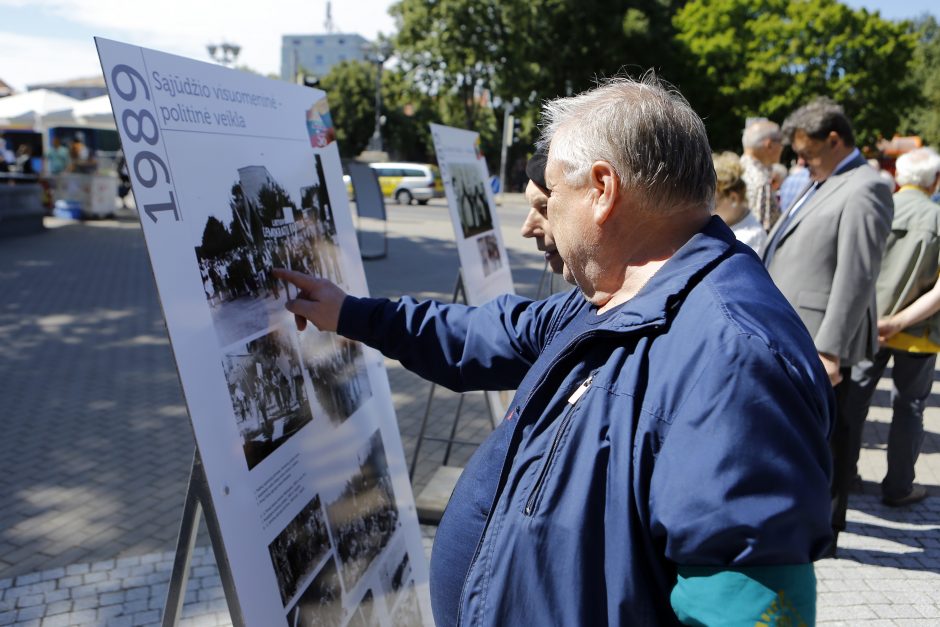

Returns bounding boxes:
[455,322,662,625]
[523,375,593,516]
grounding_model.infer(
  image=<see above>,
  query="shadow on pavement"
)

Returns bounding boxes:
[0,221,196,577]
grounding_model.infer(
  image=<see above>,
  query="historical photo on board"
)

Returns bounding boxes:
[286,557,344,627]
[195,154,345,348]
[269,494,332,607]
[476,233,502,277]
[448,161,493,238]
[346,589,381,627]
[326,430,401,591]
[298,330,372,426]
[223,325,313,470]
[389,581,423,627]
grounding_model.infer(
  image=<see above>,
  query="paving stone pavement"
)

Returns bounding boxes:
[1,195,939,625]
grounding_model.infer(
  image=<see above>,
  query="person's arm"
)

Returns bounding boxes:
[814,178,893,359]
[879,273,940,340]
[648,334,833,624]
[274,268,561,392]
[672,564,816,626]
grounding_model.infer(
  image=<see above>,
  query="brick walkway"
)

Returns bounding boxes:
[1,196,938,625]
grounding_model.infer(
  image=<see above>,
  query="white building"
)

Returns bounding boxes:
[280,33,370,83]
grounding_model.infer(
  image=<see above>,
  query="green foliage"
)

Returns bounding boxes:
[389,0,684,171]
[320,61,379,158]
[319,61,441,162]
[673,0,918,150]
[899,16,940,146]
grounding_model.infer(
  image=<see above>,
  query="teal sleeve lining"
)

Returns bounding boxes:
[671,564,816,626]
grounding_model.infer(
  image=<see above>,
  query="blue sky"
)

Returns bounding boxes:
[0,0,936,93]
[844,0,937,20]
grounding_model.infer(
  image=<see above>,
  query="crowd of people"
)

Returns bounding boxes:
[324,433,400,593]
[274,76,939,625]
[520,98,937,552]
[709,108,937,525]
[226,328,313,470]
[299,333,371,426]
[269,495,332,606]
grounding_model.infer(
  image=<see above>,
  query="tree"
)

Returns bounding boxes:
[319,61,440,162]
[673,0,918,150]
[389,0,686,171]
[319,61,379,158]
[899,16,940,146]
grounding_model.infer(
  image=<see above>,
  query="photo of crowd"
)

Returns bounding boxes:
[269,494,332,607]
[223,325,313,470]
[388,581,423,627]
[194,154,344,348]
[447,161,493,238]
[285,558,344,627]
[476,233,502,277]
[298,330,372,427]
[345,589,380,627]
[326,430,401,591]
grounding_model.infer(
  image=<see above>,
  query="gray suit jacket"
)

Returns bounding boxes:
[764,154,894,366]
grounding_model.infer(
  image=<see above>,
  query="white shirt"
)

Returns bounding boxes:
[730,211,768,256]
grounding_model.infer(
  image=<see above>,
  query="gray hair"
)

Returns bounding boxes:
[742,120,782,150]
[895,147,940,189]
[781,97,855,147]
[538,75,715,214]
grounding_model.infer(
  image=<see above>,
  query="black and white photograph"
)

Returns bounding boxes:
[223,324,314,470]
[475,233,503,277]
[298,331,372,427]
[326,430,401,591]
[345,589,381,627]
[269,494,332,607]
[286,557,344,627]
[388,581,423,627]
[195,154,345,348]
[447,161,493,238]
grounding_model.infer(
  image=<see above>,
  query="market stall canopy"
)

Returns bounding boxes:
[43,95,116,130]
[0,90,81,130]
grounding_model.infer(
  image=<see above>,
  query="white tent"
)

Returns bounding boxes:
[43,95,116,130]
[0,89,81,130]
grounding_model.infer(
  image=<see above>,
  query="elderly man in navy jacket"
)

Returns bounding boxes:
[276,76,834,626]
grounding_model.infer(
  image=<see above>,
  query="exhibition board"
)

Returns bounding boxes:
[96,38,431,627]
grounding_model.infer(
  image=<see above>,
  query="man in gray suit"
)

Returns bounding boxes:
[763,98,894,553]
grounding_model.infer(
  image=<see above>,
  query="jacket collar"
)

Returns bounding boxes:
[598,216,735,332]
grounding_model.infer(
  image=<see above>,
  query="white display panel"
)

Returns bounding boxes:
[430,123,515,305]
[96,38,431,627]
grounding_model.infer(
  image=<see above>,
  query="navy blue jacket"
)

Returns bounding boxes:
[339,217,834,625]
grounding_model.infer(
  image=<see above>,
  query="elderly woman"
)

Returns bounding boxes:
[712,151,768,255]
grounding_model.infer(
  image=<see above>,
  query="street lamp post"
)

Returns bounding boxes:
[361,41,393,153]
[207,42,241,67]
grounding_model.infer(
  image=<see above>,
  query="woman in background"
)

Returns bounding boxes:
[713,151,768,255]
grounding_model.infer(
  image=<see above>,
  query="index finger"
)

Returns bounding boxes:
[272,268,319,292]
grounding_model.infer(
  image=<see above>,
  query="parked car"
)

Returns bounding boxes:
[345,162,444,205]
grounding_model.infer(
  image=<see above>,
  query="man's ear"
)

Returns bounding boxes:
[590,161,619,225]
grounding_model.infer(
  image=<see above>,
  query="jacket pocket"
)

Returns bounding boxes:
[523,375,593,517]
[797,290,829,312]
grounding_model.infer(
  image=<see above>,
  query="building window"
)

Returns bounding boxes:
[338,38,345,45]
[315,55,324,65]
[315,39,324,45]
